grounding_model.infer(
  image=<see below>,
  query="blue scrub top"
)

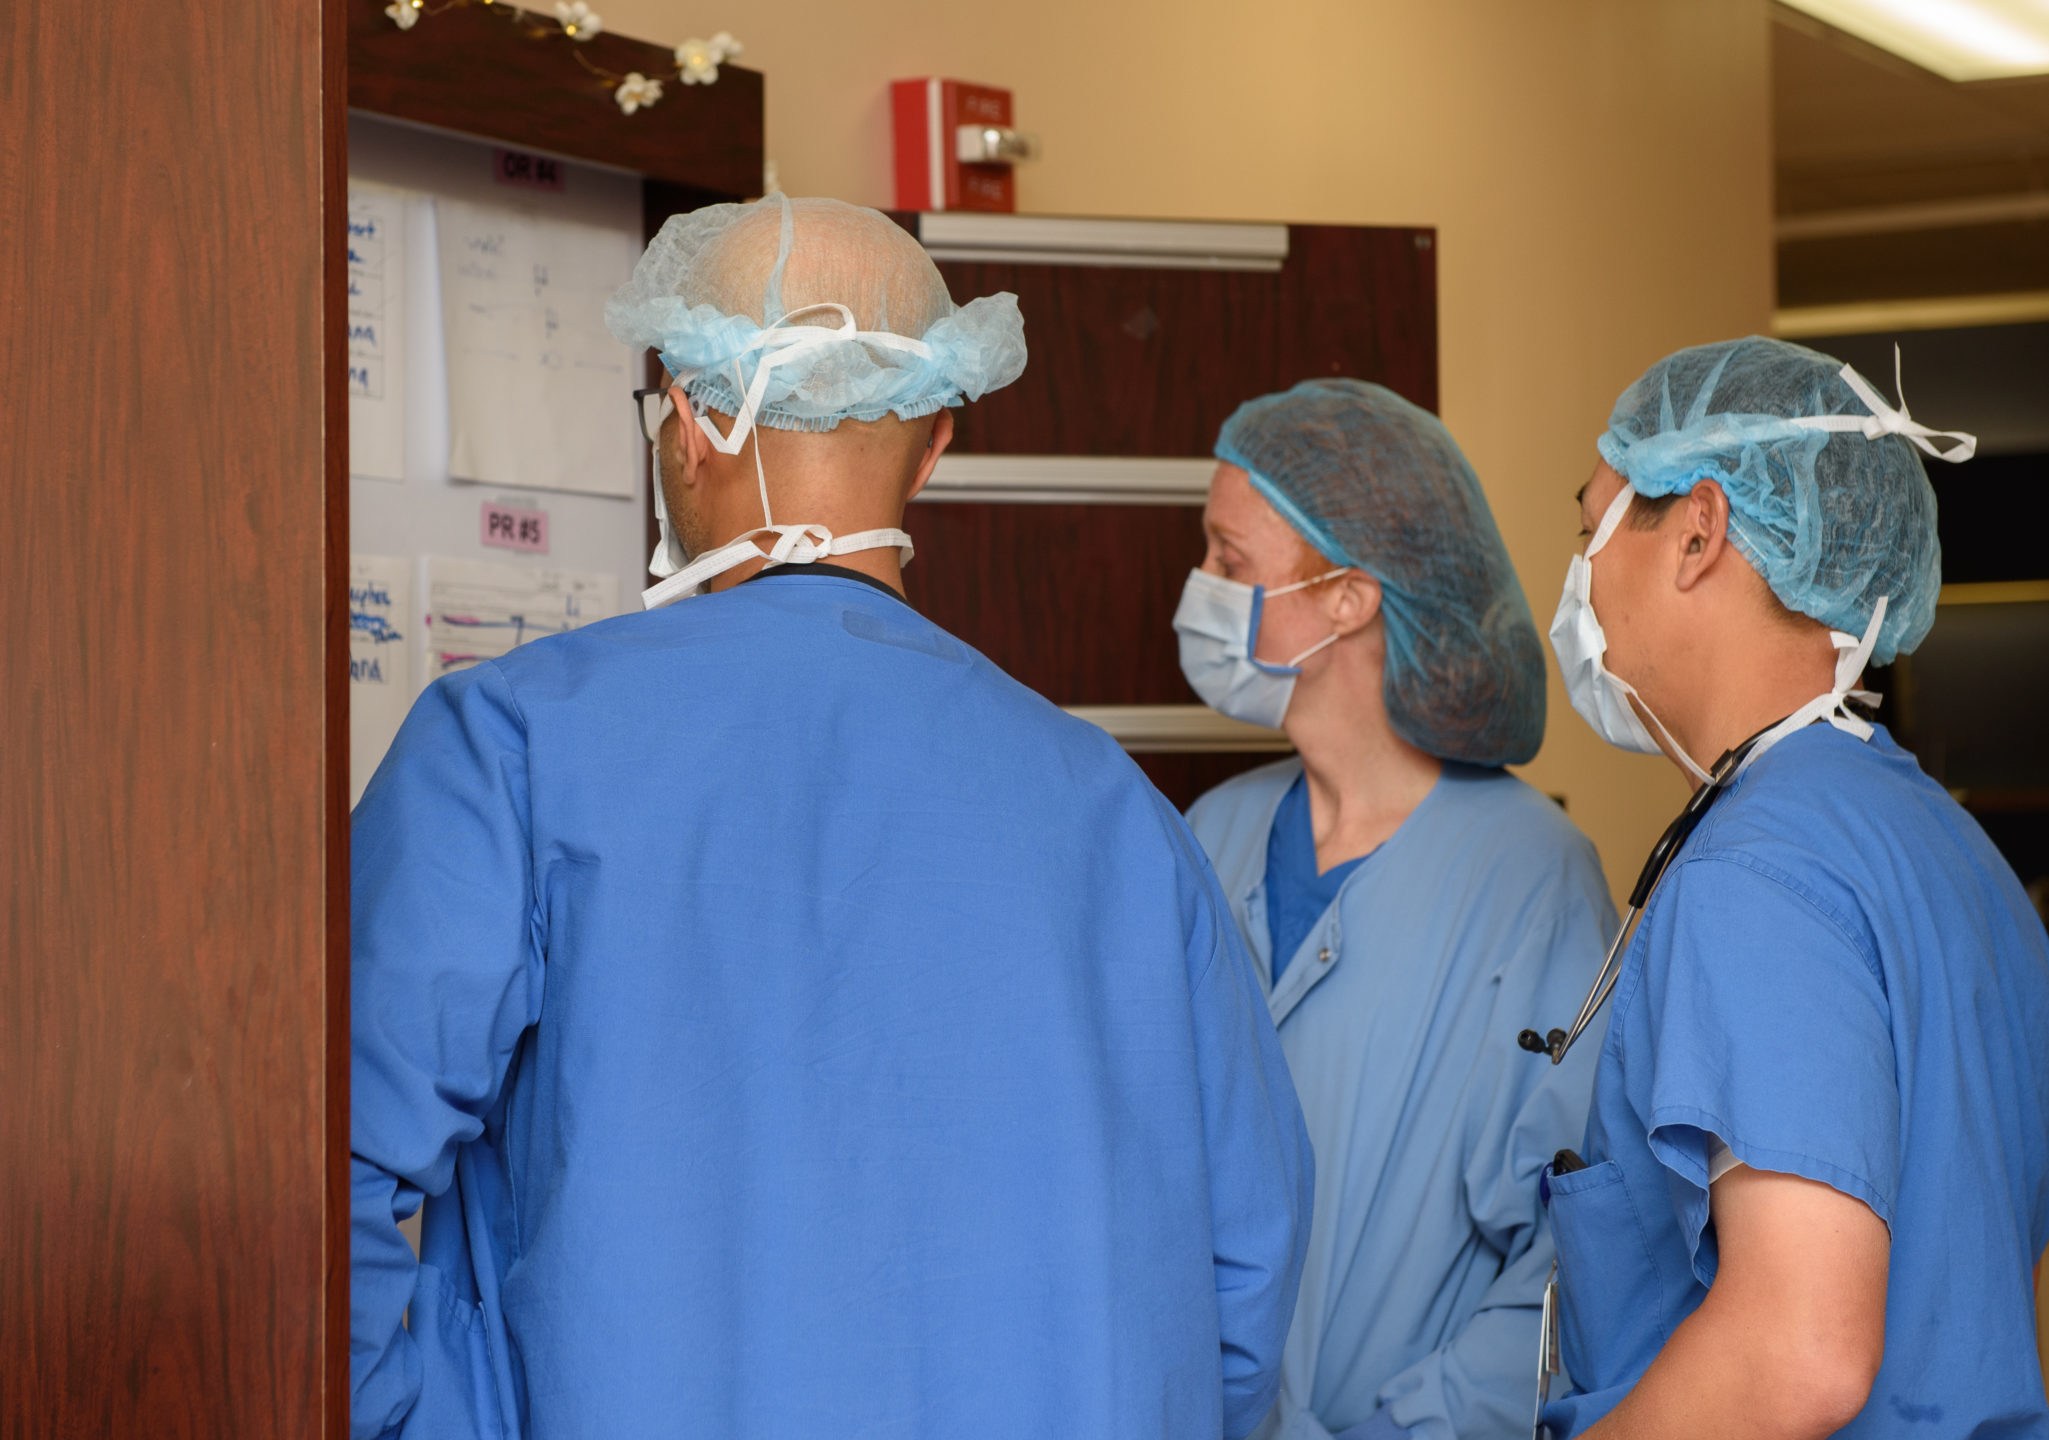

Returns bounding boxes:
[1189,760,1616,1440]
[1265,774,1367,984]
[349,572,1314,1440]
[1542,725,2049,1437]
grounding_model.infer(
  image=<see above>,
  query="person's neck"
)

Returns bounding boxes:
[698,480,910,596]
[1283,666,1443,874]
[709,544,904,594]
[1656,624,1839,786]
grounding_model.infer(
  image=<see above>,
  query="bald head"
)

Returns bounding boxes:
[692,198,953,337]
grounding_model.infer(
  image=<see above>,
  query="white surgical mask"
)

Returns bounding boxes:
[1174,566,1347,729]
[643,303,920,610]
[1548,488,1714,785]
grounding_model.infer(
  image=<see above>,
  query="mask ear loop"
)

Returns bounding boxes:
[1246,567,1352,676]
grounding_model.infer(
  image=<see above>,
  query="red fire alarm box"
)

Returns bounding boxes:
[892,78,1022,213]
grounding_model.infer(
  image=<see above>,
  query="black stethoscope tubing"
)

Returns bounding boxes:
[1517,720,1782,1065]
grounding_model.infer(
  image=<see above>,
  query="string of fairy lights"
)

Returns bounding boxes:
[382,0,741,115]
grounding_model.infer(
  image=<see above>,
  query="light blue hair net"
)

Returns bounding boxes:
[1599,336,1975,665]
[606,194,1025,430]
[1216,379,1547,767]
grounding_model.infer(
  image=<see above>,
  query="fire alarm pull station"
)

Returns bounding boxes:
[891,79,1039,213]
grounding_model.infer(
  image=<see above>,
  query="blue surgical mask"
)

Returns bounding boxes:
[1173,566,1346,729]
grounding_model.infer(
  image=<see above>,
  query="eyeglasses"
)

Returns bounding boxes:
[633,386,677,445]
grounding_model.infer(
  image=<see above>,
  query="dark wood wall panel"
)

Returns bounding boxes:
[1,1,345,1436]
[1279,226,1438,414]
[904,503,1206,705]
[927,223,1438,457]
[932,262,1282,455]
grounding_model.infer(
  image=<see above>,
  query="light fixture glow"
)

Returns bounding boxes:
[1783,0,2049,78]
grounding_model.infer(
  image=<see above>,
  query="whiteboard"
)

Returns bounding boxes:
[438,198,639,497]
[348,113,652,798]
[346,183,408,482]
[426,556,621,681]
[349,555,413,808]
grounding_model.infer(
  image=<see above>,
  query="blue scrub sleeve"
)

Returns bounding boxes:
[1168,802,1316,1440]
[1633,853,1899,1283]
[349,664,542,1440]
[1374,866,1611,1440]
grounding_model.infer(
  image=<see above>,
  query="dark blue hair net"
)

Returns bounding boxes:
[1599,336,1959,665]
[1215,379,1546,767]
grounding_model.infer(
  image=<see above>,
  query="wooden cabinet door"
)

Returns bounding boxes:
[2,2,349,1436]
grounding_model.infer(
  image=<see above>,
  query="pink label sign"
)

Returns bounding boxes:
[481,501,549,554]
[493,148,566,191]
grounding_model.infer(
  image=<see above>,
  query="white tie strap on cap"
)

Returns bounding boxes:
[686,302,936,461]
[1791,346,1977,464]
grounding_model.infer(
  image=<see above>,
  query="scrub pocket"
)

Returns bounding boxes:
[1546,1159,1669,1396]
[404,1263,511,1440]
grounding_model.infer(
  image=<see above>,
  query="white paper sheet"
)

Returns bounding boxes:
[426,555,619,680]
[437,198,638,498]
[350,555,416,806]
[347,184,408,482]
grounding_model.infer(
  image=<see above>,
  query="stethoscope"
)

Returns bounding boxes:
[1518,721,1777,1439]
[1516,721,1778,1066]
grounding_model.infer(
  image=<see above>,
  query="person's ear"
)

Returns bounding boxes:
[1673,481,1732,593]
[670,387,717,484]
[1326,570,1383,638]
[904,409,955,503]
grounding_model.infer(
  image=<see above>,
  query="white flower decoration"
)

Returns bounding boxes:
[614,71,664,115]
[675,32,742,85]
[554,2,602,41]
[384,0,421,30]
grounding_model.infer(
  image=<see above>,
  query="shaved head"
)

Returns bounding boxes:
[693,197,954,337]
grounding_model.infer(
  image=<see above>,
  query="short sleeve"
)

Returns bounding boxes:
[1626,852,1898,1285]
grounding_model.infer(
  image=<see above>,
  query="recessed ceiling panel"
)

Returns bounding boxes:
[1783,0,2049,79]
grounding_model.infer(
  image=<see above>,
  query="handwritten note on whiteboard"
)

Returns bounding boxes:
[426,556,619,680]
[350,555,416,806]
[346,185,408,482]
[436,198,638,498]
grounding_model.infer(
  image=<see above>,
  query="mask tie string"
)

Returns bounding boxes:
[1731,595,1890,779]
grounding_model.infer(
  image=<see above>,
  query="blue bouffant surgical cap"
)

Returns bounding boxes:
[1599,336,1976,665]
[606,194,1026,432]
[1216,379,1547,767]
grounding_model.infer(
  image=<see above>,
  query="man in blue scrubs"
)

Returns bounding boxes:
[349,196,1313,1440]
[1539,336,2049,1437]
[1174,381,1617,1440]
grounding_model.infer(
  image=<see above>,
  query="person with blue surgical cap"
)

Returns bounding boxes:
[1533,335,2049,1439]
[1175,378,1618,1440]
[349,195,1312,1440]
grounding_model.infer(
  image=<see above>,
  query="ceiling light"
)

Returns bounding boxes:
[1782,0,2049,79]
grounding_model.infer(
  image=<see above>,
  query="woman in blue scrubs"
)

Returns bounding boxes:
[1173,380,1618,1440]
[1535,337,2049,1438]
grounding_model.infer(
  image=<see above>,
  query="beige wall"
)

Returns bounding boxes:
[609,0,1776,899]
